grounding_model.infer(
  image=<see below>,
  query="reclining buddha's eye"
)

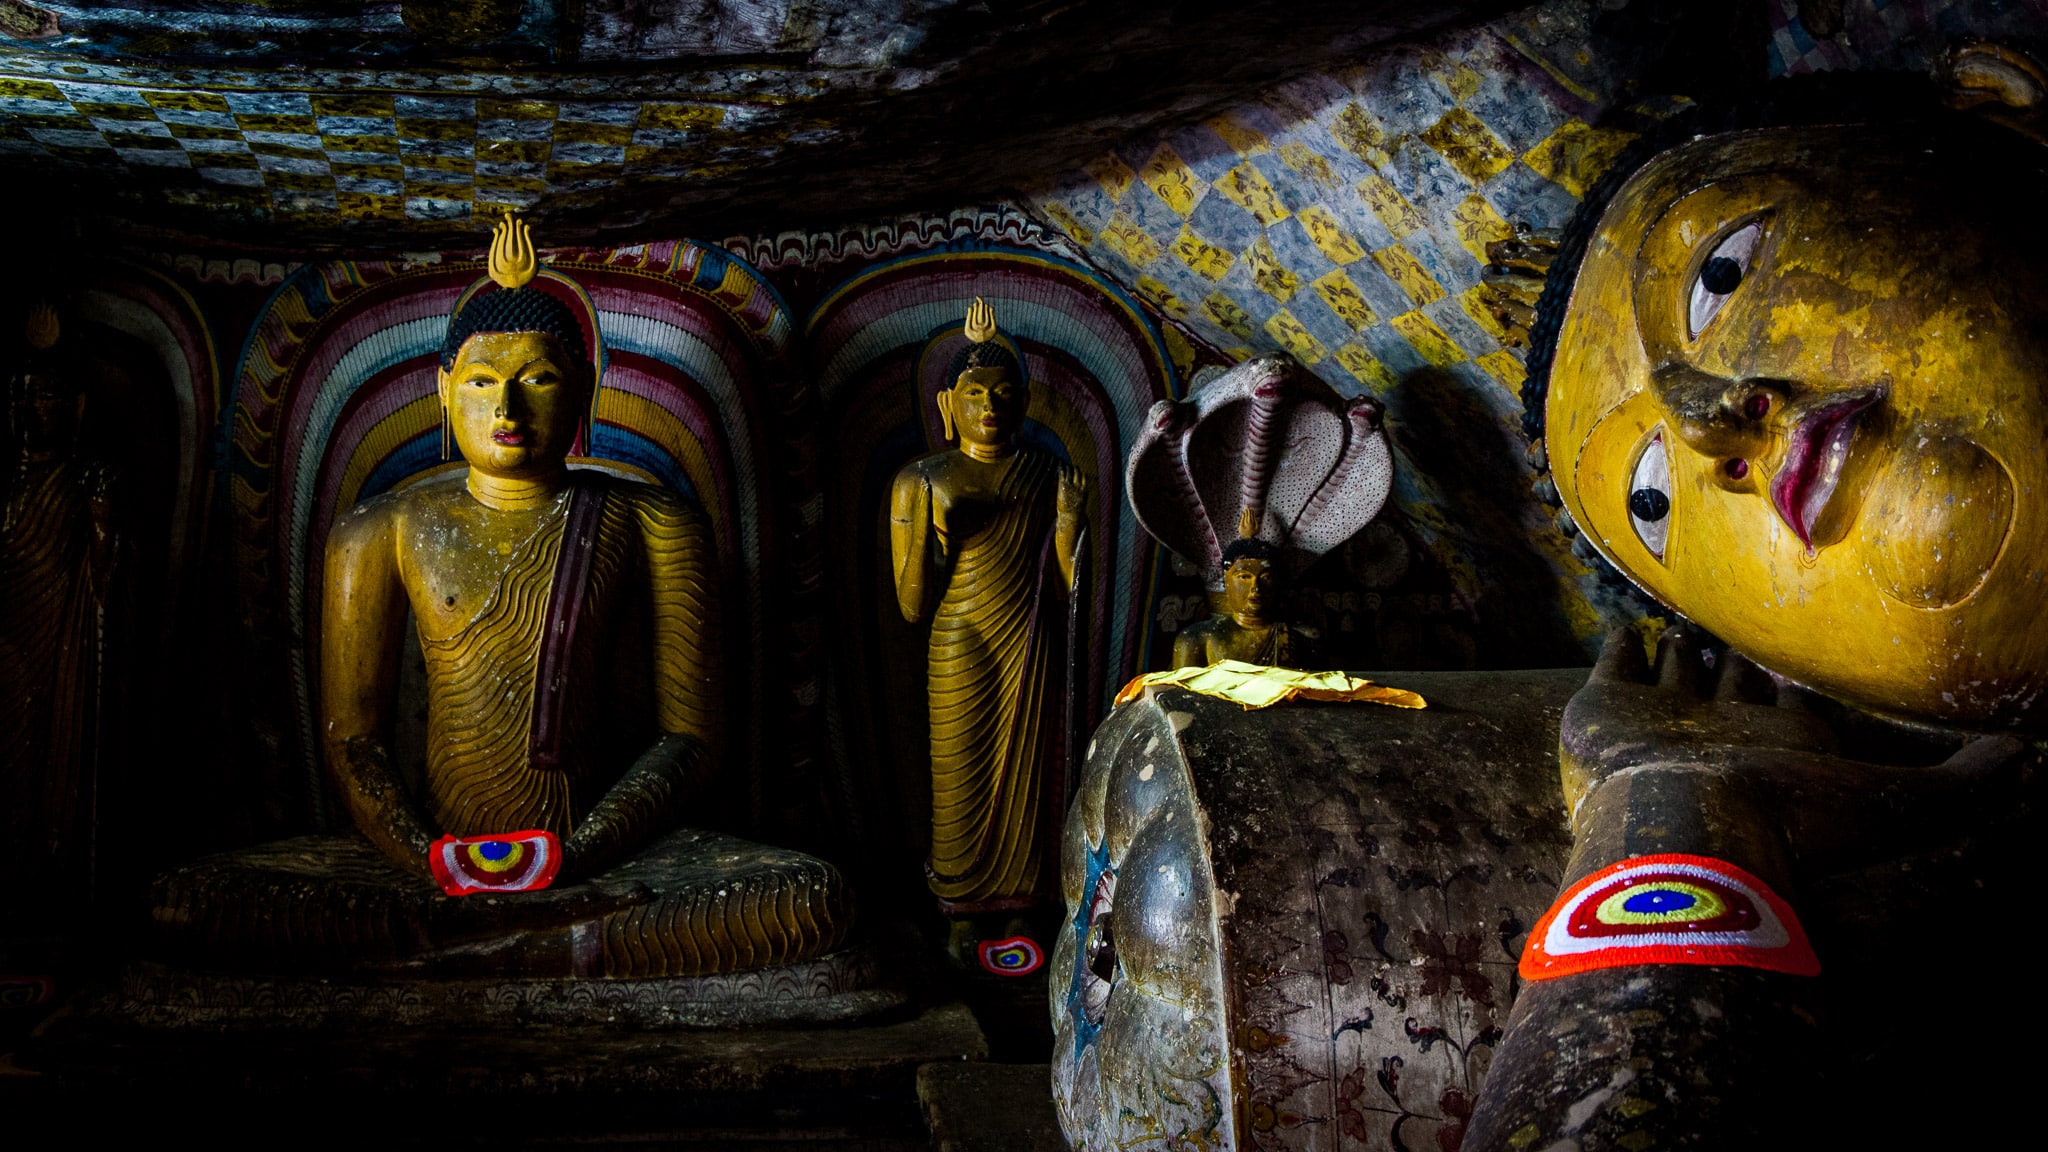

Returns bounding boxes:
[1628,429,1672,561]
[1688,221,1763,339]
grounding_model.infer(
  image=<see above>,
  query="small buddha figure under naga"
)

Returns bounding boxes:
[890,298,1088,958]
[0,304,117,917]
[152,215,852,987]
[1172,511,1318,669]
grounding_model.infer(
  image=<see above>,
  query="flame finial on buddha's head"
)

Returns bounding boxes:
[487,210,540,291]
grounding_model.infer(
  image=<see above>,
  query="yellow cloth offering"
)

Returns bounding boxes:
[1113,660,1427,711]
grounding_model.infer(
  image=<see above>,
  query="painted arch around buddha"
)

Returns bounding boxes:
[229,241,802,826]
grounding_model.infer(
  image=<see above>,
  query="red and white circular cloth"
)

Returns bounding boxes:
[428,829,562,897]
[1520,853,1819,980]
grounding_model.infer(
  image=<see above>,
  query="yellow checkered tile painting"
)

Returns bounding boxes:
[0,76,732,225]
[1029,30,1639,408]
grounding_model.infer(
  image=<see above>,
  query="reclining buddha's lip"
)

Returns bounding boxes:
[1768,387,1883,550]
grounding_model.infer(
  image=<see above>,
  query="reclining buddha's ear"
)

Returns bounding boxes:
[936,387,956,444]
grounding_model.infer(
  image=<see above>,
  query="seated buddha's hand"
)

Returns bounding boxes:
[427,875,654,941]
[1563,625,2032,868]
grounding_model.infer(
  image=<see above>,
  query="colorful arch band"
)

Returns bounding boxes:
[428,830,562,897]
[1520,853,1819,980]
[979,936,1046,977]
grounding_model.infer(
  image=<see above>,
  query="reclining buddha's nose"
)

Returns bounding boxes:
[1652,362,1780,474]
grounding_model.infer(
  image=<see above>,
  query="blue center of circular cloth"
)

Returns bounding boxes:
[1623,889,1696,915]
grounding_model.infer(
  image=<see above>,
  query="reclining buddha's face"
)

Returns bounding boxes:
[1549,122,2048,725]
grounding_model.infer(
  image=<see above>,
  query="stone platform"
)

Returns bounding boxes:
[918,1062,1065,1152]
[13,996,991,1146]
[152,828,855,982]
[105,946,900,1030]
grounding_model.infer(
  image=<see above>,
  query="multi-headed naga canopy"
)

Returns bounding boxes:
[1126,354,1392,590]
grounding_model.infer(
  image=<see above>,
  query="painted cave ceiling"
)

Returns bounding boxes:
[0,0,1542,251]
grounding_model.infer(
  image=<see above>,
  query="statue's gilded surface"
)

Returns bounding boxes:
[890,299,1086,928]
[151,217,854,988]
[1170,520,1317,669]
[322,220,720,878]
[1545,94,2048,726]
[0,305,117,913]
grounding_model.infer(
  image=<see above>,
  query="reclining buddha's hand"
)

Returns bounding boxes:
[1562,626,2030,869]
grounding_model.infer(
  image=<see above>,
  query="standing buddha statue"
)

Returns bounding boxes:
[890,298,1087,959]
[0,303,117,917]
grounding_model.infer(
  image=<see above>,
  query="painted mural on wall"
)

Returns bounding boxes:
[0,72,753,229]
[1764,0,2048,76]
[1019,0,2048,661]
[1025,15,1658,664]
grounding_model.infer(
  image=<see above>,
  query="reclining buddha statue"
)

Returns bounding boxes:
[145,216,863,1019]
[1054,53,2041,1152]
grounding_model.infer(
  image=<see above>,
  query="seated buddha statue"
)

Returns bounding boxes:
[1169,517,1319,669]
[149,216,855,990]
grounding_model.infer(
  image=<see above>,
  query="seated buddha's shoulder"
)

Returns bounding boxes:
[332,471,461,539]
[895,449,959,488]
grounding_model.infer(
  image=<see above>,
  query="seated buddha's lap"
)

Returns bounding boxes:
[150,828,853,980]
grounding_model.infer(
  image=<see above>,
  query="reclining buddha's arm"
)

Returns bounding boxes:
[321,501,438,876]
[561,487,722,877]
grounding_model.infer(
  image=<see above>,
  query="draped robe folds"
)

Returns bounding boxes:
[0,456,104,902]
[902,447,1068,910]
[411,473,715,839]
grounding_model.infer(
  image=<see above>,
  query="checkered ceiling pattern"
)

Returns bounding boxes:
[0,76,744,226]
[1028,29,1636,408]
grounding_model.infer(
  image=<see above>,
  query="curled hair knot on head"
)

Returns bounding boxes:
[1221,536,1277,567]
[440,287,589,372]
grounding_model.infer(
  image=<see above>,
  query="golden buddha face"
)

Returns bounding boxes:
[15,369,81,453]
[1549,123,2048,725]
[942,366,1026,449]
[438,331,590,479]
[1222,555,1276,622]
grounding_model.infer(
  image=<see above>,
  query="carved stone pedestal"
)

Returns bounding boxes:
[109,947,896,1030]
